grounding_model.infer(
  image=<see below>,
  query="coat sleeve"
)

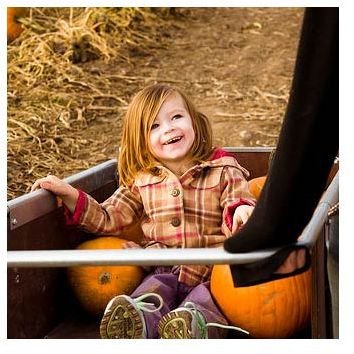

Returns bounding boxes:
[219,165,256,237]
[64,184,144,235]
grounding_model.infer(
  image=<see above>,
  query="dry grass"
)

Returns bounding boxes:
[7,7,177,199]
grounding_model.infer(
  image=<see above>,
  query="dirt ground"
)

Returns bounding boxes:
[129,8,303,146]
[78,7,303,158]
[8,7,304,199]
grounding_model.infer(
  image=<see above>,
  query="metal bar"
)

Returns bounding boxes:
[7,247,279,268]
[7,171,338,268]
[311,227,328,338]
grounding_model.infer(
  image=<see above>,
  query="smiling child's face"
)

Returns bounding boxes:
[149,92,195,170]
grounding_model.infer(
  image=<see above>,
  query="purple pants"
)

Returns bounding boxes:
[131,266,228,338]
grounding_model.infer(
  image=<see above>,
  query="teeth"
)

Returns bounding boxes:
[164,136,182,145]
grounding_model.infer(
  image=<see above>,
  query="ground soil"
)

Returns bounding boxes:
[8,7,304,199]
[81,7,303,156]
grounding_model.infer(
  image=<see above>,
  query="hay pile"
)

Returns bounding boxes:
[7,7,177,200]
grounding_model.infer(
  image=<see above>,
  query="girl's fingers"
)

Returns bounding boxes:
[30,182,38,192]
[31,178,44,192]
[232,214,243,233]
[237,210,251,224]
[232,205,254,233]
[240,212,249,224]
[31,176,60,193]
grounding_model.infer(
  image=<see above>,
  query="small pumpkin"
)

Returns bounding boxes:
[248,175,267,199]
[211,265,311,338]
[7,8,28,42]
[67,236,144,317]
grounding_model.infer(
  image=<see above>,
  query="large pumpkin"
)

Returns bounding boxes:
[67,236,144,317]
[211,264,311,338]
[214,174,311,338]
[7,8,28,42]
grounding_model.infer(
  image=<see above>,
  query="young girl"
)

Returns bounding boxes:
[31,84,256,339]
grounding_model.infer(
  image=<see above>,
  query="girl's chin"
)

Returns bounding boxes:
[158,151,190,163]
[161,148,189,159]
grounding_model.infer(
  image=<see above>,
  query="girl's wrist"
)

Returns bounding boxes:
[62,187,79,213]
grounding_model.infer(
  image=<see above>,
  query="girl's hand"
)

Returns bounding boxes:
[232,205,254,233]
[31,175,79,213]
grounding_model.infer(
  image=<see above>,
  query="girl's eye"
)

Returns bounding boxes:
[172,114,182,120]
[151,122,159,130]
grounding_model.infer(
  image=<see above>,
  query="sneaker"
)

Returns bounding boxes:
[100,293,163,339]
[158,301,249,339]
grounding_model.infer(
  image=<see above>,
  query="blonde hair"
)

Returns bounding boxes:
[118,84,213,186]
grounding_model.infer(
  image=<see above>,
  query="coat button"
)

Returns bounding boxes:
[171,188,180,197]
[171,217,181,227]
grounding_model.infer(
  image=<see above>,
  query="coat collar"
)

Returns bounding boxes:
[134,148,249,187]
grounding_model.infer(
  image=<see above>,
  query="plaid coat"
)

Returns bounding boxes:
[66,149,256,286]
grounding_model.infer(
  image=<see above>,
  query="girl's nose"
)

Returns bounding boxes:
[165,127,174,134]
[163,123,175,134]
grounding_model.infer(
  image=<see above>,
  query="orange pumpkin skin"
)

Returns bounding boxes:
[211,264,312,338]
[7,8,28,43]
[67,237,144,317]
[248,175,267,199]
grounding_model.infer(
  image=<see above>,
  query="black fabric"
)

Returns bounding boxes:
[229,246,311,287]
[223,8,339,286]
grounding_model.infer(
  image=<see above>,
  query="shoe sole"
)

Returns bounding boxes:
[158,310,193,339]
[100,296,144,339]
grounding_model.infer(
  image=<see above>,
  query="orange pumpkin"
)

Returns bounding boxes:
[67,236,144,317]
[7,7,28,42]
[211,264,311,338]
[248,175,267,199]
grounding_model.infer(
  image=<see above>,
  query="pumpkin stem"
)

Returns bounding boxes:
[98,271,111,285]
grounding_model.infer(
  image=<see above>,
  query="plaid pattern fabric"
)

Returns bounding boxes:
[68,151,256,286]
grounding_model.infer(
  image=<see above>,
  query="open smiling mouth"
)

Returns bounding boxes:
[163,136,183,145]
